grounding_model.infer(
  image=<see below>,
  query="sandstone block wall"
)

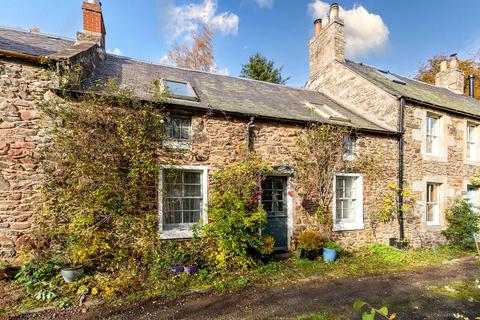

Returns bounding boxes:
[0,58,53,260]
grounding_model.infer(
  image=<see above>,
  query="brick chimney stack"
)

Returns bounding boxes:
[435,54,465,94]
[77,0,106,49]
[309,3,345,81]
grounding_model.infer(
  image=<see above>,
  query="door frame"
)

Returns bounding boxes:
[262,173,293,251]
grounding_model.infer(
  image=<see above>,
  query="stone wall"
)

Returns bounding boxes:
[0,58,54,260]
[159,113,400,249]
[308,60,399,131]
[310,53,480,247]
[402,102,480,247]
[0,56,401,261]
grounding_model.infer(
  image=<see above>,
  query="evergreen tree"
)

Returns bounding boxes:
[240,53,289,84]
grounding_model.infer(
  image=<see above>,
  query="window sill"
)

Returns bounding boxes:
[160,229,194,239]
[342,154,356,161]
[423,153,447,162]
[162,140,192,151]
[333,222,364,232]
[465,159,480,166]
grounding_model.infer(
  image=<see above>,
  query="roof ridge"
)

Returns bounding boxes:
[346,59,479,102]
[106,53,318,94]
[0,25,75,43]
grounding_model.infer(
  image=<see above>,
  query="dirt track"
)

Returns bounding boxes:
[12,258,480,320]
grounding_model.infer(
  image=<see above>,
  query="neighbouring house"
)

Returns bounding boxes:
[307,3,480,247]
[0,1,478,260]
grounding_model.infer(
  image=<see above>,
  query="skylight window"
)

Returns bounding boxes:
[376,69,406,85]
[161,79,198,101]
[305,102,351,123]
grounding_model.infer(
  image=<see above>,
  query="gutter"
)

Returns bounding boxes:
[398,97,406,240]
[0,49,50,64]
[246,117,255,153]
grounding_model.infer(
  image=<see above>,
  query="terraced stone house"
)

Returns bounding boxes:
[0,1,479,259]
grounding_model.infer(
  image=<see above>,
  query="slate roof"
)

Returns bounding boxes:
[0,26,74,56]
[344,60,480,118]
[0,26,390,132]
[87,54,390,132]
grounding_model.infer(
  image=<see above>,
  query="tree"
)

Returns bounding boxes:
[416,54,480,100]
[240,53,289,84]
[166,24,214,72]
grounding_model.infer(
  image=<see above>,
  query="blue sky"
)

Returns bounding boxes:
[1,0,479,87]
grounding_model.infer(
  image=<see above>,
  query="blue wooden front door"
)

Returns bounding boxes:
[261,176,288,250]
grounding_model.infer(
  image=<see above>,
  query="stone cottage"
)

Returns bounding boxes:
[0,1,478,260]
[308,3,480,247]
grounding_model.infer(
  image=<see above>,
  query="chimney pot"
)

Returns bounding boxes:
[440,60,448,72]
[330,3,340,19]
[449,54,459,69]
[314,19,322,35]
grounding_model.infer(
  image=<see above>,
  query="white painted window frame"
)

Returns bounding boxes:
[158,165,208,239]
[467,123,478,161]
[333,173,364,231]
[426,114,440,156]
[426,182,441,226]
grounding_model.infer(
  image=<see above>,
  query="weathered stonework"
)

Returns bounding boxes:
[0,58,55,260]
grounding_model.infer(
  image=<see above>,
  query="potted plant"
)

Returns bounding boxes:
[61,265,84,283]
[60,256,83,283]
[259,235,276,263]
[323,241,341,262]
[183,252,198,275]
[297,229,324,260]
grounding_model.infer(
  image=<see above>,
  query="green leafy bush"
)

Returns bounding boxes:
[323,241,342,251]
[297,230,324,251]
[16,256,64,301]
[197,157,270,271]
[442,200,480,249]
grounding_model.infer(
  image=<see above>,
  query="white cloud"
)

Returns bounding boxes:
[164,0,239,41]
[309,1,389,58]
[254,0,274,8]
[107,48,123,55]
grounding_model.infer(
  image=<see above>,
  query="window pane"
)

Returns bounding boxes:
[426,204,434,222]
[165,116,191,141]
[184,171,200,184]
[163,169,203,227]
[335,176,359,224]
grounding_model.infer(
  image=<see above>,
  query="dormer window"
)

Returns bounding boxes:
[161,79,198,101]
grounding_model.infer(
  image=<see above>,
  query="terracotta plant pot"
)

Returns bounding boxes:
[60,266,84,283]
[184,265,198,275]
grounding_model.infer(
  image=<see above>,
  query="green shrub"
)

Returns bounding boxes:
[197,157,270,271]
[323,241,342,251]
[297,230,324,251]
[442,200,479,249]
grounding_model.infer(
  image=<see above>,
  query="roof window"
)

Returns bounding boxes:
[376,69,406,85]
[160,79,198,101]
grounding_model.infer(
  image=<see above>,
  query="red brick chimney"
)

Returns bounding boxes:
[77,0,106,49]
